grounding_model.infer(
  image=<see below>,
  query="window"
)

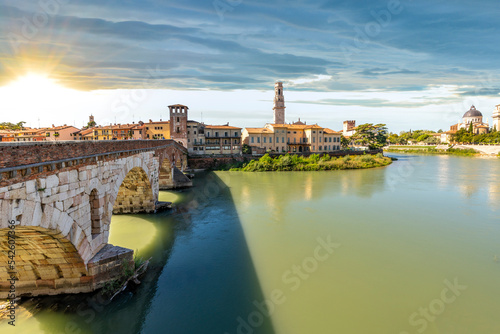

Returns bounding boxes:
[270,137,272,143]
[215,132,219,137]
[176,127,180,133]
[294,131,297,134]
[294,138,296,144]
[282,137,285,143]
[234,132,238,137]
[177,117,180,122]
[225,132,228,137]
[251,137,254,143]
[313,131,316,134]
[319,137,322,143]
[194,131,197,134]
[319,146,322,151]
[313,137,316,143]
[257,137,260,143]
[207,132,210,137]
[264,137,267,143]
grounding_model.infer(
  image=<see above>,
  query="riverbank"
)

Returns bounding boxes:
[384,146,483,156]
[217,153,393,171]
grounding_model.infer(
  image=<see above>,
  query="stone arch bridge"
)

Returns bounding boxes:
[0,140,191,298]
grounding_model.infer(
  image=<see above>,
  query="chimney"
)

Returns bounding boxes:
[149,119,152,123]
[52,124,55,128]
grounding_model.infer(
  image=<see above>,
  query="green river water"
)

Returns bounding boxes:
[1,153,500,333]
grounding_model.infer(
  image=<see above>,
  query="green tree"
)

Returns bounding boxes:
[351,123,388,149]
[0,121,26,130]
[242,144,252,154]
[416,134,430,142]
[340,135,350,149]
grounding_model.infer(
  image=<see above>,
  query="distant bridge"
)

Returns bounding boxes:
[0,140,191,298]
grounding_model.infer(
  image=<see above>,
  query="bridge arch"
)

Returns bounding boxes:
[112,166,156,215]
[0,226,90,296]
[0,140,190,297]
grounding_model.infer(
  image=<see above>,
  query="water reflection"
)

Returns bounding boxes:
[1,179,275,334]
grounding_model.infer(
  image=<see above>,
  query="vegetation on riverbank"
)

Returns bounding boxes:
[218,153,392,172]
[102,253,148,299]
[385,146,480,156]
[451,128,500,144]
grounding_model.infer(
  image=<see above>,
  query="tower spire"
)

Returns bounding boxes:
[273,82,286,124]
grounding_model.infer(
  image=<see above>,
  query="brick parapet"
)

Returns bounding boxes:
[0,140,186,169]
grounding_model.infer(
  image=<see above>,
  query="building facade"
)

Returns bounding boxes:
[45,125,80,141]
[343,120,356,137]
[169,104,188,147]
[242,83,341,154]
[441,105,491,143]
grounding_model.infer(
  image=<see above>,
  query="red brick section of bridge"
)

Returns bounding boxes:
[0,140,187,187]
[0,140,182,168]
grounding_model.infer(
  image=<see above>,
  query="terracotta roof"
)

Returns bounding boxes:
[304,124,323,129]
[46,125,78,131]
[245,128,274,134]
[205,125,242,130]
[324,128,341,134]
[168,104,188,108]
[147,120,170,124]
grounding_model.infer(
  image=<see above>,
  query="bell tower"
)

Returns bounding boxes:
[169,104,188,147]
[273,82,286,124]
[493,104,500,131]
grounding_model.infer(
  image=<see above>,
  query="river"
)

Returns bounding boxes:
[1,154,500,333]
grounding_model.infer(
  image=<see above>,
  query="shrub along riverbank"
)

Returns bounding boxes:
[384,146,480,156]
[216,153,393,172]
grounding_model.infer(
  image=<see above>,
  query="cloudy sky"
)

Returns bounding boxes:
[0,0,499,132]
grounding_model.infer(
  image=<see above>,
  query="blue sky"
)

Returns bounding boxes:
[0,0,499,132]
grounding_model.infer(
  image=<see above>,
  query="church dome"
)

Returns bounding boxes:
[463,105,482,118]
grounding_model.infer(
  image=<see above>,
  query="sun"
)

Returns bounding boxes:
[3,73,68,97]
[0,73,85,115]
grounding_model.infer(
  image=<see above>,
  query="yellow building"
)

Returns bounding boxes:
[144,120,170,139]
[243,121,341,153]
[204,125,242,154]
[242,82,342,153]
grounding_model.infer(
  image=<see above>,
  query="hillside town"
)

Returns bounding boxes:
[1,83,500,153]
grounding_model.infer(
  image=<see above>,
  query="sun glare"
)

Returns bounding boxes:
[3,74,68,97]
[0,73,85,116]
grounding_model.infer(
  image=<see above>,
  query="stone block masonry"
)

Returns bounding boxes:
[0,140,191,297]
